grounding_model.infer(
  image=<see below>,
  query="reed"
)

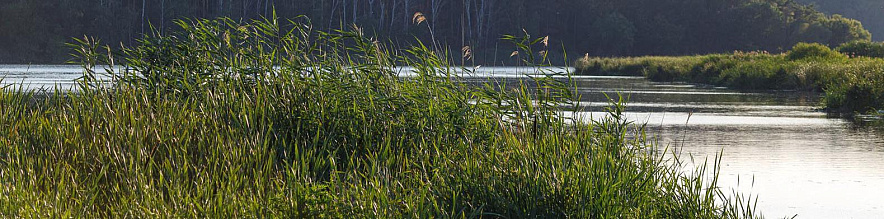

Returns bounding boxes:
[0,16,763,218]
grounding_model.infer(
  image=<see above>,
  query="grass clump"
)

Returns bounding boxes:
[576,43,884,114]
[0,16,762,218]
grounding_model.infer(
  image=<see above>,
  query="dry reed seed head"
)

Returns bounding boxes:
[542,36,549,47]
[223,31,231,46]
[462,46,472,60]
[373,40,383,55]
[413,12,426,25]
[106,46,114,67]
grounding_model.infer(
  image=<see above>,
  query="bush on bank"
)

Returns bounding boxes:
[837,40,884,58]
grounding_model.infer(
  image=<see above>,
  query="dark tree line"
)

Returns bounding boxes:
[0,0,873,64]
[796,0,884,41]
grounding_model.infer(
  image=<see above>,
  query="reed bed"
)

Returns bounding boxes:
[0,16,762,218]
[576,43,884,114]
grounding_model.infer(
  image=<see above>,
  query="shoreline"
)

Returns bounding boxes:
[575,44,884,115]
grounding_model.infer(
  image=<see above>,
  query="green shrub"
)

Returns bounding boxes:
[820,58,884,113]
[786,42,847,61]
[836,40,884,58]
[826,82,881,113]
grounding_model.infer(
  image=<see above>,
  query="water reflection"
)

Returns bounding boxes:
[464,68,884,218]
[569,75,884,218]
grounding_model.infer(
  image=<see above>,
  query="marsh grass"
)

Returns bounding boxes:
[0,16,762,218]
[576,43,884,114]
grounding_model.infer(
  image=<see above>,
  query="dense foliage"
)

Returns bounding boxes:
[786,42,846,61]
[796,0,884,41]
[576,43,884,114]
[836,41,884,58]
[0,17,765,218]
[0,0,873,64]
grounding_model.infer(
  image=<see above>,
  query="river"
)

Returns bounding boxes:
[573,75,884,219]
[3,65,884,218]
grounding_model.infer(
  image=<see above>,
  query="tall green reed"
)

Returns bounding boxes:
[0,15,763,218]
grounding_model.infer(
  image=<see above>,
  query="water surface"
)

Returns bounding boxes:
[0,65,113,91]
[466,67,884,218]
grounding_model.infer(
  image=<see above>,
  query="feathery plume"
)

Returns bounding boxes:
[223,30,230,46]
[413,12,426,25]
[462,46,473,60]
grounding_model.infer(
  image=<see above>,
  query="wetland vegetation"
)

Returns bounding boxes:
[576,41,884,114]
[5,0,884,217]
[0,17,764,218]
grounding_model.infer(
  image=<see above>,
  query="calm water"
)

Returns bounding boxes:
[570,76,884,219]
[0,65,114,90]
[4,65,884,218]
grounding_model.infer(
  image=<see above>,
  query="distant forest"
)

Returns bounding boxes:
[796,0,884,41]
[0,0,875,64]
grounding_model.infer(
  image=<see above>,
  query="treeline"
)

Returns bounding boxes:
[0,0,873,64]
[796,0,884,41]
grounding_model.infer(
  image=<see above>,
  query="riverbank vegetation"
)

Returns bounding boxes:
[576,41,884,114]
[0,17,764,217]
[0,0,872,64]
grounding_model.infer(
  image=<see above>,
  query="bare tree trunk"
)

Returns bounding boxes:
[461,0,466,65]
[478,0,491,42]
[332,0,342,29]
[466,0,472,42]
[390,0,399,30]
[431,0,442,35]
[379,0,386,32]
[368,0,375,17]
[161,0,165,33]
[352,0,358,23]
[403,0,410,30]
[141,0,146,34]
